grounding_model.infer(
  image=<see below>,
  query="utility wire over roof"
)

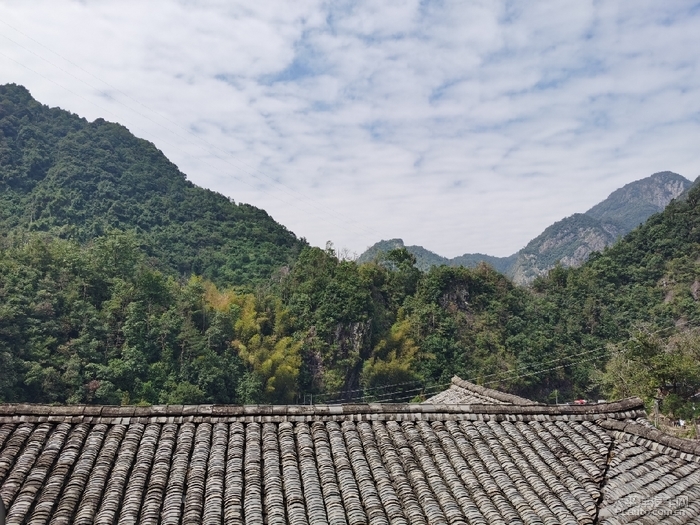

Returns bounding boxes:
[0,379,698,524]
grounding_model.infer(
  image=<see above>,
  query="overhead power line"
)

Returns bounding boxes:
[321,382,450,405]
[312,343,618,402]
[316,344,618,405]
[468,344,612,384]
[315,377,426,399]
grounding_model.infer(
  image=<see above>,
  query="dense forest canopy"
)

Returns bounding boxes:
[1,84,700,421]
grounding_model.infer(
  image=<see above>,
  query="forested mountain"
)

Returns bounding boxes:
[0,84,304,287]
[3,183,699,412]
[450,251,516,275]
[530,182,700,416]
[1,84,699,422]
[360,171,692,283]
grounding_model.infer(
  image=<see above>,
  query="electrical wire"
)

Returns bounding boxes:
[481,348,615,387]
[465,344,612,384]
[304,319,697,404]
[313,344,614,403]
[314,344,618,405]
[314,377,426,399]
[322,382,450,405]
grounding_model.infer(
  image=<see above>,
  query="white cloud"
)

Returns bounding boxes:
[0,0,698,258]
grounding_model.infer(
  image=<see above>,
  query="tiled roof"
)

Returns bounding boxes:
[597,419,700,523]
[0,392,697,524]
[424,376,542,405]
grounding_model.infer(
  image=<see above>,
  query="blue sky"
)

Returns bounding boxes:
[1,0,699,257]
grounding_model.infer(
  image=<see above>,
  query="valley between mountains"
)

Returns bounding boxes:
[360,170,692,284]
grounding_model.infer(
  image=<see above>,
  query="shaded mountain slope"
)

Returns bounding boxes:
[508,213,618,284]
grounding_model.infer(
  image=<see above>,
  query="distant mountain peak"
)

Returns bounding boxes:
[585,171,690,232]
[359,171,692,284]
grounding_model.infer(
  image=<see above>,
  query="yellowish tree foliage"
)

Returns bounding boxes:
[234,333,301,404]
[205,289,297,403]
[361,317,420,399]
[202,281,302,403]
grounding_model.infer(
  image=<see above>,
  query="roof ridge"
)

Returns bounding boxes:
[0,397,644,419]
[450,376,543,405]
[599,419,700,460]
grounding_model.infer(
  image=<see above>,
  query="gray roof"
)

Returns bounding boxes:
[425,376,543,406]
[0,393,697,524]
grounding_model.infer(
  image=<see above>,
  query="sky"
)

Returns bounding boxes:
[0,1,699,258]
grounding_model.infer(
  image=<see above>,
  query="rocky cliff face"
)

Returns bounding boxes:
[508,214,618,284]
[507,171,691,284]
[586,171,691,232]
